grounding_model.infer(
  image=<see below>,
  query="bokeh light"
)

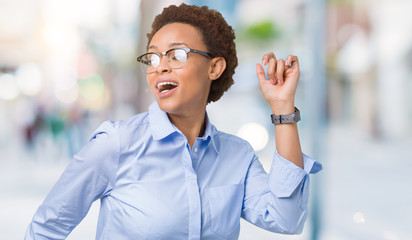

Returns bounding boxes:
[383,230,399,240]
[237,122,269,151]
[79,74,104,101]
[15,63,43,96]
[0,73,20,100]
[50,65,78,91]
[54,83,79,104]
[353,212,366,224]
[78,74,107,110]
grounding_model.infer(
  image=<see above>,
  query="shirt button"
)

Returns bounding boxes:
[194,147,198,153]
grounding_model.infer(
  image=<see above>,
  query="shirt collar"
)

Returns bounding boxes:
[149,101,178,140]
[148,101,219,152]
[203,114,219,153]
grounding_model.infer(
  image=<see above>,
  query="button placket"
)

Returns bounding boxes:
[190,140,202,170]
[183,142,201,240]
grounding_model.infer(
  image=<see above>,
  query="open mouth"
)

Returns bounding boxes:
[157,81,178,94]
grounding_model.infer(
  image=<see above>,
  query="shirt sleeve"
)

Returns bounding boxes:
[24,121,120,240]
[241,150,322,234]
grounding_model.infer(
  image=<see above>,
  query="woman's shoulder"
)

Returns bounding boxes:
[89,112,150,140]
[76,112,150,163]
[112,112,150,132]
[213,129,254,152]
[210,129,257,167]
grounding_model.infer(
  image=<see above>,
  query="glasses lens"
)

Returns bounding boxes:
[139,53,159,73]
[168,49,187,69]
[147,53,159,73]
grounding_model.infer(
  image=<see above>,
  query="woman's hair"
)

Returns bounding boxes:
[147,3,237,103]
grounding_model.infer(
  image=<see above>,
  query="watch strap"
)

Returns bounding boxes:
[271,107,300,124]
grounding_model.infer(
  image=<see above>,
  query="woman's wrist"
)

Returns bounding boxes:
[270,101,295,115]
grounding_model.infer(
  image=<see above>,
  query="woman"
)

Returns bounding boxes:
[25,3,322,240]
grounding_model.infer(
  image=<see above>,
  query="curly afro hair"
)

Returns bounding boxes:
[146,3,237,103]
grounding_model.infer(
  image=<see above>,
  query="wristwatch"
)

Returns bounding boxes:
[271,107,301,124]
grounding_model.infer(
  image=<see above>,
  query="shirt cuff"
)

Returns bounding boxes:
[269,150,322,198]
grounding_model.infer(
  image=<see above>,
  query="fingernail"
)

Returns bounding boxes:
[262,59,267,65]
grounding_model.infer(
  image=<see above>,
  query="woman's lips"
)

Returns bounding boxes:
[157,85,178,98]
[155,79,179,98]
[157,81,178,93]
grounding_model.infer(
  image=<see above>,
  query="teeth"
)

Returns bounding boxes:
[157,81,178,89]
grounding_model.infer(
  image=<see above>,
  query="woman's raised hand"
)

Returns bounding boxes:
[256,53,300,114]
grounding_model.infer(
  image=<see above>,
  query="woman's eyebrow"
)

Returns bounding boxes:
[147,45,157,51]
[147,42,189,51]
[169,42,188,48]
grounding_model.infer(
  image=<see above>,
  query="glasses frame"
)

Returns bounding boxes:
[137,47,214,73]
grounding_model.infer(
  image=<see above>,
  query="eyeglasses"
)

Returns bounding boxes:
[137,47,214,74]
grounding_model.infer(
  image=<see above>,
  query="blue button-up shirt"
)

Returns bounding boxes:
[25,101,322,240]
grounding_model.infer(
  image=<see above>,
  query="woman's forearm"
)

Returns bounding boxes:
[271,104,303,168]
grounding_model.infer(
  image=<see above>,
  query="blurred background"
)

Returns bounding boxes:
[0,0,411,239]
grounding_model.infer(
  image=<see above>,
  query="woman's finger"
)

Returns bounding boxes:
[276,59,285,86]
[256,63,271,86]
[267,57,277,84]
[262,52,276,66]
[286,55,299,71]
[284,63,290,72]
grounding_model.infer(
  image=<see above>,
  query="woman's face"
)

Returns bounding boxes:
[147,23,213,116]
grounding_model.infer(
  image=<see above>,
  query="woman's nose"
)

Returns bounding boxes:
[155,55,171,73]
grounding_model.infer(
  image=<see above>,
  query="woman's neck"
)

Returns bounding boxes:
[167,108,206,148]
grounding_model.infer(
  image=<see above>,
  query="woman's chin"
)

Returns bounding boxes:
[156,99,180,113]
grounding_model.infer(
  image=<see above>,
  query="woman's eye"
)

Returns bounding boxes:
[149,56,160,66]
[172,51,187,62]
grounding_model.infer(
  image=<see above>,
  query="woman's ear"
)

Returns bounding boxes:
[208,57,226,80]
